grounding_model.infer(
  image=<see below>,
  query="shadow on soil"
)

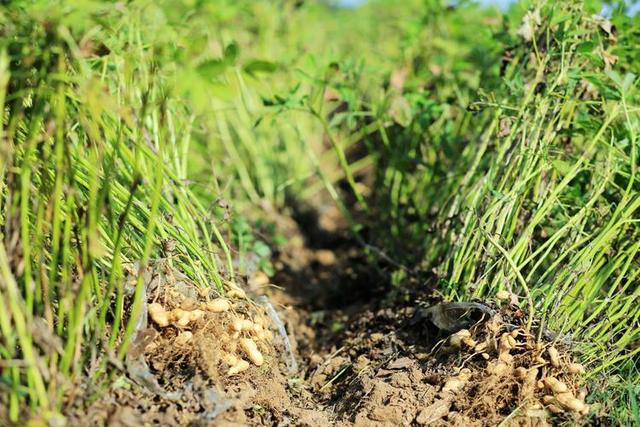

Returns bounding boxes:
[267,200,455,425]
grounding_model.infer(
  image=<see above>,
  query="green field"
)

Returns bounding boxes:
[1,0,639,425]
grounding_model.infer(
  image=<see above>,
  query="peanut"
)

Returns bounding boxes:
[227,359,250,376]
[206,298,231,313]
[547,346,560,368]
[148,303,169,327]
[240,338,264,366]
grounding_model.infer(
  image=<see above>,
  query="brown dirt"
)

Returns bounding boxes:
[255,205,590,426]
[64,203,592,426]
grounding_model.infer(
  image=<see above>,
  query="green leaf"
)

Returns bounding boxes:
[552,159,572,176]
[243,60,278,76]
[622,73,636,92]
[196,59,227,78]
[606,70,623,87]
[252,240,271,258]
[224,42,239,64]
[576,41,596,54]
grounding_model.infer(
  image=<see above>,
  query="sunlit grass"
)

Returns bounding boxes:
[1,0,638,424]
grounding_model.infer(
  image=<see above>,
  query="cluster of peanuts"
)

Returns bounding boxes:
[148,303,206,328]
[534,345,589,416]
[147,295,273,377]
[443,320,589,417]
[224,308,274,375]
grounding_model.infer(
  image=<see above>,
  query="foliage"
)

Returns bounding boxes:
[1,0,639,424]
[0,1,236,420]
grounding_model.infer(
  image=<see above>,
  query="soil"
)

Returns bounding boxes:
[64,203,592,427]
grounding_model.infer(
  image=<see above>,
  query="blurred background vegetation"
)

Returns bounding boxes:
[1,0,639,424]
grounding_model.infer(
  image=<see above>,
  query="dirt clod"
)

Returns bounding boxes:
[415,399,452,425]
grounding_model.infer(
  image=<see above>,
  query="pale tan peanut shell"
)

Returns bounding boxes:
[556,392,586,412]
[241,319,254,331]
[171,309,192,327]
[257,328,274,342]
[499,351,514,363]
[543,377,568,394]
[442,378,466,394]
[488,361,510,376]
[240,338,264,366]
[515,367,528,380]
[448,330,468,348]
[232,318,244,332]
[248,271,269,288]
[228,359,250,376]
[499,334,514,351]
[449,336,463,348]
[475,342,488,352]
[542,395,555,405]
[526,368,538,383]
[189,309,205,322]
[169,308,185,320]
[148,303,169,327]
[227,288,246,299]
[547,346,560,368]
[547,404,564,414]
[458,368,472,379]
[568,363,585,374]
[205,298,231,313]
[222,353,239,366]
[456,329,471,338]
[449,329,471,348]
[462,337,477,348]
